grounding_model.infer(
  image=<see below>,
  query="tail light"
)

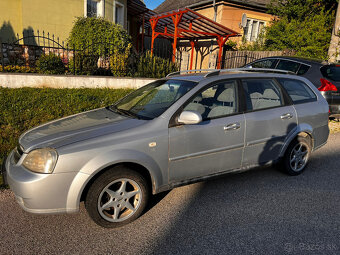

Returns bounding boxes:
[318,78,338,91]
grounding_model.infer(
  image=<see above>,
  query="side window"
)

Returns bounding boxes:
[297,64,310,75]
[183,80,238,120]
[278,78,317,104]
[242,79,284,111]
[250,59,276,68]
[276,60,300,73]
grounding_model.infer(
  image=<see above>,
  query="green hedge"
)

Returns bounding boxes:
[0,87,132,187]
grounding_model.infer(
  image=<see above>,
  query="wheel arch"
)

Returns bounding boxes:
[80,162,154,203]
[279,126,314,158]
[65,149,166,212]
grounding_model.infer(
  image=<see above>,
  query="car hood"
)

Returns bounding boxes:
[19,107,147,152]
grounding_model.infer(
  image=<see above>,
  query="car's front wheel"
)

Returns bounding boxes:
[85,166,149,228]
[282,136,311,176]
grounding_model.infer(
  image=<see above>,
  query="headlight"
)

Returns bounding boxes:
[22,148,58,174]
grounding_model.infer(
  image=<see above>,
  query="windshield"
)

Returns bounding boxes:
[111,79,197,119]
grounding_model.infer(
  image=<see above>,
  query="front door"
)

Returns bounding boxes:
[169,80,245,183]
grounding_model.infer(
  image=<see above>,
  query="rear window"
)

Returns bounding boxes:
[320,65,340,82]
[276,60,300,73]
[278,78,317,104]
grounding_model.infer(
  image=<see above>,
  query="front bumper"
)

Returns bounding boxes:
[5,150,79,214]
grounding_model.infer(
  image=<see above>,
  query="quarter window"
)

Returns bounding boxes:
[183,80,238,120]
[242,79,283,111]
[276,60,300,73]
[278,78,316,104]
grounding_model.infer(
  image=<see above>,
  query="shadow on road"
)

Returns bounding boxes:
[145,135,340,254]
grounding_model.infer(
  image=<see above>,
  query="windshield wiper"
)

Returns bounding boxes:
[108,105,142,119]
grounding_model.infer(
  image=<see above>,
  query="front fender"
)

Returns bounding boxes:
[65,149,165,212]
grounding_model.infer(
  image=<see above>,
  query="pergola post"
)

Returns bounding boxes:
[171,13,183,62]
[216,35,230,69]
[189,40,196,70]
[150,18,159,56]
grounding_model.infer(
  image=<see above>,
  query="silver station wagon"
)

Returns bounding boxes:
[3,69,329,228]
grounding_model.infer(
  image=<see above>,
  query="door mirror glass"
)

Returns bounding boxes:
[178,111,202,125]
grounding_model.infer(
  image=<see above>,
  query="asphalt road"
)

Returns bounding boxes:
[1,134,340,255]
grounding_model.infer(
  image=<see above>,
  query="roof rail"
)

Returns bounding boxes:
[221,68,296,75]
[166,69,220,77]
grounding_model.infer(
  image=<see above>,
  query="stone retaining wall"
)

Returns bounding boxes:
[0,73,156,89]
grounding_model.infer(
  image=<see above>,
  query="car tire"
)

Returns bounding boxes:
[85,166,149,228]
[282,136,311,176]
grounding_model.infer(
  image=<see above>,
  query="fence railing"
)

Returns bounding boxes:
[0,30,177,77]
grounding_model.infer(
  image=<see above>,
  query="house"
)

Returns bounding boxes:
[153,0,274,69]
[0,0,146,46]
[155,0,273,44]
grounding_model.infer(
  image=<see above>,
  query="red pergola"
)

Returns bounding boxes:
[147,8,240,69]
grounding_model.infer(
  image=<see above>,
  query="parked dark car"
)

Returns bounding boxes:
[244,56,340,117]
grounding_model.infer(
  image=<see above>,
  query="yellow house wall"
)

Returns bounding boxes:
[0,0,22,42]
[20,0,84,43]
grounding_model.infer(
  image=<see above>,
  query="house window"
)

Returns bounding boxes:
[87,0,97,17]
[244,18,265,42]
[115,2,124,26]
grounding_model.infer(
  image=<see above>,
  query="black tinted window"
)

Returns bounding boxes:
[278,78,316,104]
[297,64,310,75]
[320,65,340,81]
[249,59,276,68]
[242,79,283,111]
[276,60,300,73]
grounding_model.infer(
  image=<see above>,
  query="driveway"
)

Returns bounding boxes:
[1,134,340,255]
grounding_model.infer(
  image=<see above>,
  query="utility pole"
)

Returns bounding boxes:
[328,2,340,62]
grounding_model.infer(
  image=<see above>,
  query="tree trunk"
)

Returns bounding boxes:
[328,2,340,63]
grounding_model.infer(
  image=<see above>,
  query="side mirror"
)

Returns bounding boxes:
[178,111,202,125]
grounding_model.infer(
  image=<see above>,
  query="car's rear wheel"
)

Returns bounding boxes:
[85,166,149,228]
[283,136,311,176]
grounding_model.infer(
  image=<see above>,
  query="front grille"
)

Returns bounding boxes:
[13,145,24,164]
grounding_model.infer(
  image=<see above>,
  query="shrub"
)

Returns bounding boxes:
[134,51,179,78]
[0,87,133,187]
[110,43,132,76]
[0,65,37,73]
[69,54,99,75]
[68,17,130,58]
[36,54,65,74]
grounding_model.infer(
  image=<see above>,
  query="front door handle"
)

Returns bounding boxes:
[281,113,293,120]
[224,123,240,131]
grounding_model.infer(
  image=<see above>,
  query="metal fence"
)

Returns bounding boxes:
[0,30,177,76]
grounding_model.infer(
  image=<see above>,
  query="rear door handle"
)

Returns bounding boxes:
[281,113,293,120]
[224,123,240,131]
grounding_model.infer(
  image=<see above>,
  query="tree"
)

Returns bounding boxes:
[328,2,340,62]
[262,0,337,59]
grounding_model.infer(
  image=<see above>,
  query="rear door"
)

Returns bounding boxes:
[241,78,297,166]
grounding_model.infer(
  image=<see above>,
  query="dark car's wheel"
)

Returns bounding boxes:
[85,166,149,228]
[282,136,311,176]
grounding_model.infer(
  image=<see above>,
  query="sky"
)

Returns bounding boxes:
[143,0,164,10]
